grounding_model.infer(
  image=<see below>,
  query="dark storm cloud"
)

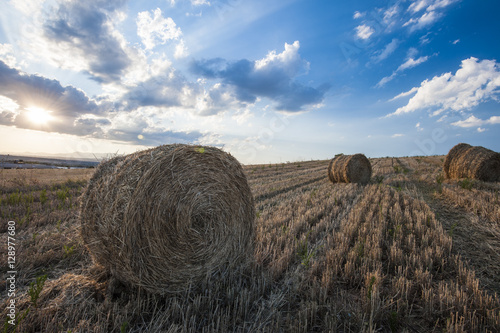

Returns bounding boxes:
[43,0,131,83]
[190,57,330,112]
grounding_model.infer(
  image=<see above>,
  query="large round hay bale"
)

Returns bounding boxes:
[443,143,471,179]
[328,153,372,184]
[443,143,500,181]
[80,144,255,294]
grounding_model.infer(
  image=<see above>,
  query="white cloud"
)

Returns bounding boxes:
[0,44,19,68]
[174,39,189,58]
[452,39,460,44]
[404,11,441,31]
[390,87,419,101]
[392,133,404,138]
[11,0,45,16]
[428,0,460,11]
[384,4,400,24]
[254,41,307,76]
[397,56,429,71]
[137,8,182,50]
[377,55,429,87]
[23,1,134,83]
[0,96,21,122]
[191,41,327,113]
[372,39,399,63]
[451,115,500,128]
[416,122,424,131]
[377,73,397,87]
[477,127,486,133]
[389,57,500,116]
[353,11,364,19]
[420,33,431,45]
[408,0,459,13]
[355,24,375,40]
[408,0,430,13]
[191,0,210,5]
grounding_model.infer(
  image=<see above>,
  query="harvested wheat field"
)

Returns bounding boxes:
[1,154,500,332]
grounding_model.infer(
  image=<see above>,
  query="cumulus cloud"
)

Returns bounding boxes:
[42,0,131,83]
[451,115,500,128]
[190,41,329,112]
[388,57,500,116]
[356,24,375,40]
[120,69,199,110]
[137,8,183,50]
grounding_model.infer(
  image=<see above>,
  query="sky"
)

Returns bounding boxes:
[0,0,499,164]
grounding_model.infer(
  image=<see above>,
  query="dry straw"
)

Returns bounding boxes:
[443,143,500,181]
[80,144,255,294]
[328,153,372,184]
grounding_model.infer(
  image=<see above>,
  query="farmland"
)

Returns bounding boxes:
[1,156,500,332]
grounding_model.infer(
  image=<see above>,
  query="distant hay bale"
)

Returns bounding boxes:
[443,143,500,181]
[80,144,255,295]
[328,153,372,184]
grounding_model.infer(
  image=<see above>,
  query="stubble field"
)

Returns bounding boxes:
[1,156,499,332]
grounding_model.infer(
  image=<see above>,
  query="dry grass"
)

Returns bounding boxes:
[0,168,94,188]
[1,155,500,332]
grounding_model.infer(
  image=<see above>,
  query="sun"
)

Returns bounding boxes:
[26,106,54,124]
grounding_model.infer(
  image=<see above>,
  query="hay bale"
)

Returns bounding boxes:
[328,153,372,184]
[443,143,500,181]
[80,144,255,294]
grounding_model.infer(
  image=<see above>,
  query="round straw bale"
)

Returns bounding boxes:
[80,144,255,294]
[328,153,372,184]
[443,143,471,179]
[443,143,500,181]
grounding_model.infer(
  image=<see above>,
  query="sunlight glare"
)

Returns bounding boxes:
[26,106,54,124]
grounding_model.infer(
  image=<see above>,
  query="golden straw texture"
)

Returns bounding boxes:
[80,144,255,294]
[444,143,500,181]
[328,153,372,184]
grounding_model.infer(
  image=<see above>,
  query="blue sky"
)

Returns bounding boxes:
[0,0,499,164]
